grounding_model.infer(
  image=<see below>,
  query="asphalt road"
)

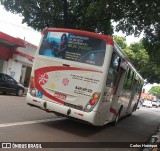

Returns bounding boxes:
[0,94,160,151]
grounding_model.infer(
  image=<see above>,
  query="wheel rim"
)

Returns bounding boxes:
[115,114,119,123]
[18,89,23,96]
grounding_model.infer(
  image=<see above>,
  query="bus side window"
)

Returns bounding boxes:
[123,68,134,91]
[106,52,120,87]
[136,80,143,94]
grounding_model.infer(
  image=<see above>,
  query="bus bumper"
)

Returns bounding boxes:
[26,92,101,126]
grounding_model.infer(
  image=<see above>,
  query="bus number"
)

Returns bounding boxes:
[75,86,92,93]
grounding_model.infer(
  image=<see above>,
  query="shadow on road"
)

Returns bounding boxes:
[41,114,132,138]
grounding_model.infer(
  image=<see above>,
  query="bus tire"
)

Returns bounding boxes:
[113,107,122,125]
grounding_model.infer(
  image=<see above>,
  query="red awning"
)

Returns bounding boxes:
[14,50,34,62]
[0,32,25,48]
[0,32,25,60]
[0,44,11,60]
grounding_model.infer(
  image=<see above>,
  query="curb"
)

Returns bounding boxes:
[141,125,160,151]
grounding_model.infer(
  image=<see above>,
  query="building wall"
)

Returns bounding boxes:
[16,41,37,61]
[1,40,37,85]
[3,59,22,82]
[13,41,37,85]
[0,33,37,87]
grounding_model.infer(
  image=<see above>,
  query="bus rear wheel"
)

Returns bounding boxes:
[114,113,120,125]
[113,107,122,125]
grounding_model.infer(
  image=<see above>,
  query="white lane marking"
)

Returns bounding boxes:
[0,117,65,128]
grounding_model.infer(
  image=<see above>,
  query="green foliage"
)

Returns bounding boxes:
[149,86,160,99]
[0,0,113,34]
[113,35,127,49]
[2,0,160,39]
[115,1,160,38]
[125,42,160,83]
[114,36,160,83]
[142,38,160,67]
[1,0,160,83]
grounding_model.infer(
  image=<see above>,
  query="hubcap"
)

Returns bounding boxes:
[18,89,23,96]
[115,114,119,123]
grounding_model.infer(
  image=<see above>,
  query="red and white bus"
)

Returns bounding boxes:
[26,28,144,126]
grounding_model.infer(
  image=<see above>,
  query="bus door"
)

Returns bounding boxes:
[125,75,138,114]
[118,68,136,116]
[126,78,142,113]
[104,53,127,121]
[109,57,129,122]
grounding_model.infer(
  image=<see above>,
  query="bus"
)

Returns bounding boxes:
[26,28,144,126]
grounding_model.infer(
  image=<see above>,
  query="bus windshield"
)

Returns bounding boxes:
[39,32,106,66]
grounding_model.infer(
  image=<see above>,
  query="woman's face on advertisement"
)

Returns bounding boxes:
[62,35,66,41]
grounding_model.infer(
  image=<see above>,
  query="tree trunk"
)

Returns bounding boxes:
[63,0,69,28]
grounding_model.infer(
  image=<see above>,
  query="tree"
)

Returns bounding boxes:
[113,35,127,49]
[149,86,160,99]
[125,42,160,83]
[1,1,160,38]
[0,0,113,34]
[113,0,160,67]
[114,36,160,83]
[142,38,160,68]
[1,0,160,82]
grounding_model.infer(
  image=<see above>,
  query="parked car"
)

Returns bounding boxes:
[142,100,152,108]
[0,73,24,96]
[152,100,159,108]
[157,100,160,107]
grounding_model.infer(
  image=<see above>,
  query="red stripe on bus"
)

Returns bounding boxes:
[110,107,117,115]
[42,28,114,46]
[35,66,102,104]
[35,66,102,74]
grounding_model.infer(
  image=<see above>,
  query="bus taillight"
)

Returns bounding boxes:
[29,76,36,97]
[89,93,100,105]
[89,99,95,105]
[30,83,35,89]
[30,76,35,83]
[92,93,99,100]
[30,76,35,87]
[85,92,100,112]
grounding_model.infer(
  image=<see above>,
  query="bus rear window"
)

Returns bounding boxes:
[39,32,106,66]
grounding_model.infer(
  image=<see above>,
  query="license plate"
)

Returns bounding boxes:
[54,92,66,100]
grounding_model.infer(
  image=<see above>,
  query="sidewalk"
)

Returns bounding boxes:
[142,125,160,151]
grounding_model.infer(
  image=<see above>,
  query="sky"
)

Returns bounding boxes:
[143,83,159,92]
[0,5,154,92]
[0,5,41,46]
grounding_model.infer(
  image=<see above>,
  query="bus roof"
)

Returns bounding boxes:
[42,28,114,46]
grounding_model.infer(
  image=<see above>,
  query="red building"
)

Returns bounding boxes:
[141,93,154,100]
[0,32,37,87]
[0,32,25,60]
